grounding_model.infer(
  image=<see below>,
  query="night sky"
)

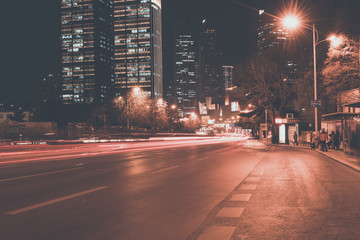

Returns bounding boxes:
[0,0,284,103]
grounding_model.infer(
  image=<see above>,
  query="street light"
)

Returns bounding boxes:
[126,86,142,129]
[328,35,343,48]
[282,15,300,30]
[282,16,339,132]
[133,86,141,94]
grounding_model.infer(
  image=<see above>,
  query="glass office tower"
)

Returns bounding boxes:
[61,0,114,104]
[175,34,197,117]
[199,22,224,105]
[257,9,289,54]
[223,66,234,89]
[113,0,163,99]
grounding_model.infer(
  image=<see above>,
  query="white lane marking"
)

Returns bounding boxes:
[5,186,108,215]
[150,165,179,174]
[246,177,261,182]
[229,194,252,202]
[198,226,235,240]
[240,184,257,190]
[0,167,83,183]
[217,207,244,218]
[75,163,84,166]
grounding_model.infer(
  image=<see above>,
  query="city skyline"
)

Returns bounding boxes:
[1,0,358,104]
[0,0,261,103]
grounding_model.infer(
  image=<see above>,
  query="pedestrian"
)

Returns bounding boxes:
[310,132,316,149]
[293,131,298,146]
[334,130,340,150]
[319,129,328,152]
[328,131,335,149]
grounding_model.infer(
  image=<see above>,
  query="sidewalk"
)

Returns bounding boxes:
[315,148,360,172]
[275,141,360,172]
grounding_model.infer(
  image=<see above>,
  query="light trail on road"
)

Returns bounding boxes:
[0,137,247,165]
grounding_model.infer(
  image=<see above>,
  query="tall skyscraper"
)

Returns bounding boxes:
[223,66,234,89]
[199,20,224,105]
[257,10,298,82]
[60,0,114,104]
[113,0,163,99]
[257,10,290,54]
[175,34,197,117]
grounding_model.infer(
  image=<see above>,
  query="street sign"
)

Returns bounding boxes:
[311,100,321,108]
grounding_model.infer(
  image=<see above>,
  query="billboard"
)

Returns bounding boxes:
[199,102,207,115]
[231,102,239,112]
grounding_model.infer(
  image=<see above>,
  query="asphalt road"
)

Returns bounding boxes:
[1,138,360,240]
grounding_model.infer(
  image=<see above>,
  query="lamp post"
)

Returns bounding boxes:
[282,16,340,132]
[312,24,319,132]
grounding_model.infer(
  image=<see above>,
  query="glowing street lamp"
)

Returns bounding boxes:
[190,112,197,120]
[282,15,341,132]
[157,98,163,105]
[282,15,300,30]
[133,86,141,94]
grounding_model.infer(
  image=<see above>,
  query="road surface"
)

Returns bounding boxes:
[1,138,360,240]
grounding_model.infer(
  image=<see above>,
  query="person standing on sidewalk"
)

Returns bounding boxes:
[319,129,328,152]
[328,131,335,149]
[310,132,316,149]
[293,131,298,146]
[334,130,340,150]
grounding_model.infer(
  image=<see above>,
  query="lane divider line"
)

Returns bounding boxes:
[150,165,179,174]
[0,167,83,183]
[5,186,109,215]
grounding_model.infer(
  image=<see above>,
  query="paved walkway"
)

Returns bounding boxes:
[315,148,360,172]
[275,142,360,172]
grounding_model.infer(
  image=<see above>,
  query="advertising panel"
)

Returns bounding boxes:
[199,102,207,115]
[231,102,239,112]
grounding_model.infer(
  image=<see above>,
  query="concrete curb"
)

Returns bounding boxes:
[315,149,360,173]
[269,142,360,173]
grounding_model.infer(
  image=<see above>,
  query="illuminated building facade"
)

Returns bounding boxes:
[175,34,197,117]
[113,0,162,99]
[257,9,289,54]
[199,21,224,105]
[223,66,234,89]
[257,10,297,82]
[61,0,114,104]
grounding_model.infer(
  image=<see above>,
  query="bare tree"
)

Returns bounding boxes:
[236,55,291,137]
